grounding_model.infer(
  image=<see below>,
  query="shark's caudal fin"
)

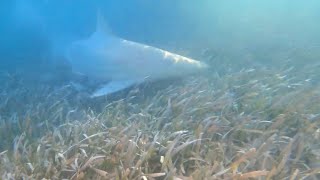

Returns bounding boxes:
[91,79,140,98]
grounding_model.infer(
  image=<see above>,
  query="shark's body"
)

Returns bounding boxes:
[66,14,207,97]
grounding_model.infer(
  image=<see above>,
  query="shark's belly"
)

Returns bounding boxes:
[67,37,206,82]
[105,41,183,80]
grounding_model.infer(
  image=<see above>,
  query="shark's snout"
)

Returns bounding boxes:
[197,60,209,69]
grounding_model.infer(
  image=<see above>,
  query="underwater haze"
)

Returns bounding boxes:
[1,0,320,74]
[1,0,320,179]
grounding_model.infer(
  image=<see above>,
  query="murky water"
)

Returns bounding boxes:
[0,1,320,179]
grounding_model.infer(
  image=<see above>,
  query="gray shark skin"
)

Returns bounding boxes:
[66,13,208,97]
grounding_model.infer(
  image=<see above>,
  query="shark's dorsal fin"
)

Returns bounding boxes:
[95,9,113,37]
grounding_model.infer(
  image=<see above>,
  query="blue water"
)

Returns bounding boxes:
[1,0,320,74]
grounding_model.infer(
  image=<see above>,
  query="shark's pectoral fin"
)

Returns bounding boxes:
[91,79,141,98]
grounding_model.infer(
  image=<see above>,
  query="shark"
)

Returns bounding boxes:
[66,13,208,97]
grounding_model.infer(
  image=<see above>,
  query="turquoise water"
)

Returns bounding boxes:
[1,0,320,72]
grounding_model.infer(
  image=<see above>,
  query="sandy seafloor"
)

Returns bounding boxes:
[0,48,320,179]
